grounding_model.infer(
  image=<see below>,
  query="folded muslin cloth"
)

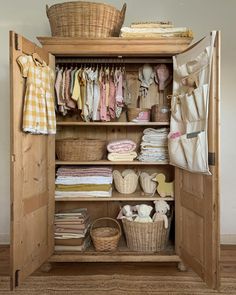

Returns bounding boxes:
[138,128,169,162]
[107,139,136,153]
[55,176,112,185]
[55,189,112,198]
[108,152,137,162]
[56,184,112,192]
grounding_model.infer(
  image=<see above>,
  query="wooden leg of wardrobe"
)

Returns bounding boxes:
[177,261,188,272]
[40,262,52,273]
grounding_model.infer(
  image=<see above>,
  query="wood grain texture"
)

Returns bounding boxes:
[37,37,193,56]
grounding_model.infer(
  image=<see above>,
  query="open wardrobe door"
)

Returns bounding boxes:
[174,31,220,289]
[10,31,55,289]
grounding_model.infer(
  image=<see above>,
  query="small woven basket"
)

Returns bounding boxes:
[46,1,126,38]
[56,138,106,161]
[140,172,157,194]
[122,216,172,252]
[127,108,151,122]
[151,104,170,122]
[113,170,139,194]
[90,217,121,251]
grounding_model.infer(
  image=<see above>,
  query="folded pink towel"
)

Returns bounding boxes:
[107,139,137,153]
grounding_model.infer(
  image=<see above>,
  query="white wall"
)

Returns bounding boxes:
[0,0,235,244]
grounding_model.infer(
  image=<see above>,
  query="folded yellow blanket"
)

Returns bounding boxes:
[107,152,137,162]
[56,184,112,192]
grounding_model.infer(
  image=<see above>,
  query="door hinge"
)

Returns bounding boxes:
[11,154,16,163]
[14,33,21,51]
[208,152,216,166]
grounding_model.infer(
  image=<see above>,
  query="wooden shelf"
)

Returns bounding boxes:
[50,240,178,263]
[56,121,170,126]
[55,160,169,166]
[55,191,175,202]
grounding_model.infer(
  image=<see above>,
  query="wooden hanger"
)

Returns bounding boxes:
[32,52,43,65]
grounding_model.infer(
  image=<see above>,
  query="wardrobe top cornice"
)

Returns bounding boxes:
[37,36,193,56]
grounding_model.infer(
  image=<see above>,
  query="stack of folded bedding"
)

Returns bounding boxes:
[54,208,91,251]
[120,22,193,38]
[55,166,113,198]
[138,128,169,162]
[107,139,137,161]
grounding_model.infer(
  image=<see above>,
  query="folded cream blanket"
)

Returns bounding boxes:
[108,152,137,162]
[107,139,136,153]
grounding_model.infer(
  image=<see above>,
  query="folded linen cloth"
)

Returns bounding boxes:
[55,189,112,198]
[55,176,112,185]
[55,184,112,192]
[107,139,136,153]
[108,151,137,162]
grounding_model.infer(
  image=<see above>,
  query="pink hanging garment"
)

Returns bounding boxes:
[100,74,107,121]
[108,77,116,119]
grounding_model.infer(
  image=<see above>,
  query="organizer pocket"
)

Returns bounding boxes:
[181,92,199,122]
[168,136,187,168]
[171,95,183,122]
[181,131,208,173]
[193,84,208,120]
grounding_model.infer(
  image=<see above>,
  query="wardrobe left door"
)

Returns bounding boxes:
[10,31,55,289]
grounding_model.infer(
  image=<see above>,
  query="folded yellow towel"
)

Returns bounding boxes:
[56,184,112,192]
[107,152,137,162]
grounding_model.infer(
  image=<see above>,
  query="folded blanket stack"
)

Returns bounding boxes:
[138,128,169,162]
[107,139,137,162]
[55,166,113,198]
[54,208,91,251]
[120,21,193,38]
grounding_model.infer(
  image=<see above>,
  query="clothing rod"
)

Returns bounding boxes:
[56,57,172,64]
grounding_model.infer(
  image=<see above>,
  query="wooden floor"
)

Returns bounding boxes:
[1,245,236,278]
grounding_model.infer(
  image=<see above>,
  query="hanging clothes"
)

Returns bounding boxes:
[17,54,56,134]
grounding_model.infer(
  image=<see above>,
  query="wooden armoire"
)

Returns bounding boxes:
[10,31,220,290]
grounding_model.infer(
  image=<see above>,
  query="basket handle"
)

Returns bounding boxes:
[90,217,121,235]
[46,4,49,17]
[120,3,127,23]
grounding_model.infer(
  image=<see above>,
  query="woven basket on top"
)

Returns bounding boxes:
[122,215,172,252]
[46,1,126,38]
[56,138,106,161]
[90,217,121,251]
[113,169,139,194]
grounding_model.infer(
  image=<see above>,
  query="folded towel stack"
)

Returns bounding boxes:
[138,128,169,162]
[55,166,113,198]
[54,208,91,251]
[107,139,137,161]
[120,22,193,38]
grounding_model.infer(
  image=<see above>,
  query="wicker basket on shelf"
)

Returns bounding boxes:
[113,170,139,194]
[56,138,106,161]
[151,104,170,122]
[90,217,121,251]
[46,1,126,38]
[122,215,172,252]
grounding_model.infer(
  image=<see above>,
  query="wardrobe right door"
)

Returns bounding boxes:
[174,31,220,289]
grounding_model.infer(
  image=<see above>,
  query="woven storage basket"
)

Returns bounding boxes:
[151,104,170,122]
[140,172,157,194]
[46,1,126,38]
[113,170,139,194]
[127,108,151,122]
[56,138,106,161]
[122,216,172,252]
[90,217,121,251]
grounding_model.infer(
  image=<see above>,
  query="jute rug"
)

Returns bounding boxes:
[1,274,236,295]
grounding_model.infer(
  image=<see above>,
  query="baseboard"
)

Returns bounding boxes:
[221,234,236,245]
[0,233,10,245]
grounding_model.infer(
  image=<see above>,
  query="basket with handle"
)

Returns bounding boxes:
[46,1,126,38]
[90,217,121,251]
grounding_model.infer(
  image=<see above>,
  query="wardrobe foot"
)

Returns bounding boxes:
[177,261,188,272]
[40,262,52,273]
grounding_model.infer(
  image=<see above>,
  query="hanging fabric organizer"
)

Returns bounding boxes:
[169,32,216,174]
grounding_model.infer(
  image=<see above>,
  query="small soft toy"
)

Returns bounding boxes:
[117,205,137,221]
[181,73,199,95]
[152,173,174,198]
[152,200,170,228]
[134,204,153,223]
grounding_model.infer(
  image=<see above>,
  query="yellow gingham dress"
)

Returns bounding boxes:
[17,54,56,134]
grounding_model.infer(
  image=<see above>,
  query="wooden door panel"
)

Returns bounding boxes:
[10,31,55,289]
[175,31,220,289]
